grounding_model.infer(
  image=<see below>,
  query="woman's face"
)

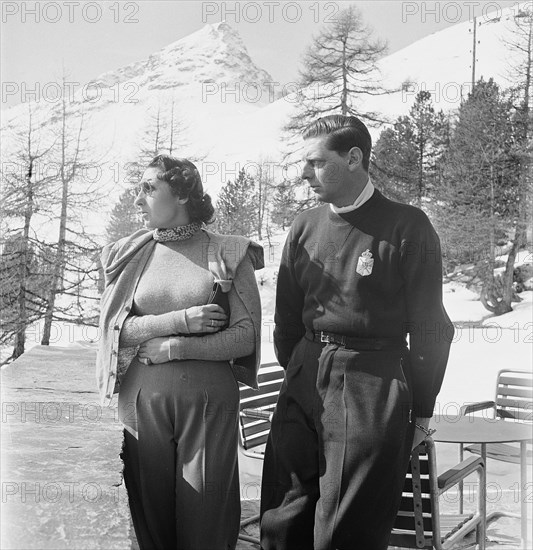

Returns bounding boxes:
[134,167,190,229]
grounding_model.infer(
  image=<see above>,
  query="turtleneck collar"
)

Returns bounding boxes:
[330,177,375,214]
[153,222,202,242]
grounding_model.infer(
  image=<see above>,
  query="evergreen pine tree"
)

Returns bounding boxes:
[214,170,257,237]
[371,119,418,203]
[495,8,533,313]
[409,91,449,203]
[371,91,449,206]
[106,188,144,243]
[270,181,298,230]
[437,78,520,312]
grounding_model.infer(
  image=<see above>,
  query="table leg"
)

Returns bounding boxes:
[520,441,527,548]
[479,443,487,550]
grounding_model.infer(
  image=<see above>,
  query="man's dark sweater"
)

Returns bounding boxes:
[274,188,454,417]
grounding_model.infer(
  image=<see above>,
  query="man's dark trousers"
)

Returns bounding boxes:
[260,336,415,550]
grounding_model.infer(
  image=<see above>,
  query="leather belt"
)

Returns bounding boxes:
[305,329,407,351]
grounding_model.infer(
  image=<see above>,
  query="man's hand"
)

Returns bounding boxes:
[138,337,170,365]
[411,417,433,451]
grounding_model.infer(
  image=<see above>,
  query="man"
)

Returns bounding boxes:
[260,115,454,550]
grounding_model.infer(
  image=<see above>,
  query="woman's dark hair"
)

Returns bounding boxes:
[148,155,215,224]
[303,115,372,171]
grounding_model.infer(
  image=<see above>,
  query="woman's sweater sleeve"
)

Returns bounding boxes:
[119,310,190,347]
[168,253,256,361]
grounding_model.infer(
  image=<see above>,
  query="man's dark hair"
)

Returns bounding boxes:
[303,115,372,171]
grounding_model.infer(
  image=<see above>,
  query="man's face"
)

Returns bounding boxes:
[301,136,355,207]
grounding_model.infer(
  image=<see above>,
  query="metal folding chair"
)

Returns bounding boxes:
[390,437,486,550]
[237,362,285,545]
[459,368,532,543]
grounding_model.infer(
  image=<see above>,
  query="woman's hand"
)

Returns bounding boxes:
[138,337,170,365]
[185,304,228,333]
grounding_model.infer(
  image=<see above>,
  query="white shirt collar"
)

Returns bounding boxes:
[330,177,375,214]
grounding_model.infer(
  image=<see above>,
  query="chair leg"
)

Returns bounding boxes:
[459,443,464,515]
[240,513,260,528]
[238,533,260,545]
[239,513,260,546]
[520,441,528,548]
[478,446,486,550]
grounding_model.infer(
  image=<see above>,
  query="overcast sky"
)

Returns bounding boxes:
[1,0,519,108]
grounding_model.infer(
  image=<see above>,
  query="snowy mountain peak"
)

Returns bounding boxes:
[94,21,272,93]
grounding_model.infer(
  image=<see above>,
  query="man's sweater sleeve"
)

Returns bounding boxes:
[273,228,306,368]
[168,253,256,361]
[400,212,454,417]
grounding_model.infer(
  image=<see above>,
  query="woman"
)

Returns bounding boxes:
[95,155,263,550]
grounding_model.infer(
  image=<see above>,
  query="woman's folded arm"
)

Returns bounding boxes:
[169,255,256,361]
[119,310,189,347]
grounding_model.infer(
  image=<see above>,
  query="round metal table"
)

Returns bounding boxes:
[430,414,532,547]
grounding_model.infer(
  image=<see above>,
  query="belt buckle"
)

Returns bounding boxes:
[320,331,331,344]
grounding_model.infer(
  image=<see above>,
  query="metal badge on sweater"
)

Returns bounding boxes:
[356,249,374,276]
